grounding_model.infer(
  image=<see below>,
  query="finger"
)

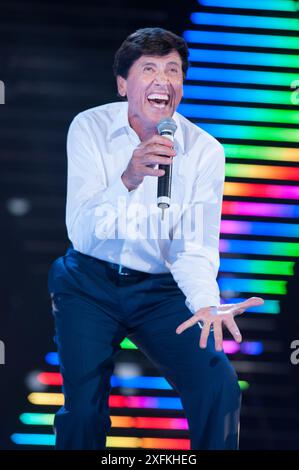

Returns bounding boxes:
[224,317,242,343]
[144,156,173,166]
[213,321,223,352]
[147,135,175,147]
[143,167,165,177]
[176,315,201,335]
[144,144,176,157]
[199,323,211,349]
[233,297,264,311]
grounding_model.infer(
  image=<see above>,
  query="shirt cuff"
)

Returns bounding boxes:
[103,175,136,205]
[186,294,220,314]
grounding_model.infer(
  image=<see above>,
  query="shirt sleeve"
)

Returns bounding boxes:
[65,115,136,251]
[165,142,225,313]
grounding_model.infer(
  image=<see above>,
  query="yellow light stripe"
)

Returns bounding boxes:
[28,393,64,406]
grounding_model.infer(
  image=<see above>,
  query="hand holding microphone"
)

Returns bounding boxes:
[121,133,176,192]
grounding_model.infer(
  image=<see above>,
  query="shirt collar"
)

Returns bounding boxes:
[108,101,185,153]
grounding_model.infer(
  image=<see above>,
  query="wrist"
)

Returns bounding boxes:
[121,172,138,192]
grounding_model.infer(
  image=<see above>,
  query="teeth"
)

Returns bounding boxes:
[151,102,166,108]
[147,94,169,100]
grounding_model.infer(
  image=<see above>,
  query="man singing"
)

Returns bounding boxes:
[48,27,263,450]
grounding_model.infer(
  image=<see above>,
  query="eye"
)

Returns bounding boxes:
[144,66,154,72]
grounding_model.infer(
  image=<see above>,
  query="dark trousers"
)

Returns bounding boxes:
[47,246,241,450]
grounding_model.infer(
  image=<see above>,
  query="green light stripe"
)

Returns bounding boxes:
[199,0,298,12]
[220,260,294,275]
[196,122,299,142]
[220,278,287,295]
[20,413,54,426]
[223,144,299,162]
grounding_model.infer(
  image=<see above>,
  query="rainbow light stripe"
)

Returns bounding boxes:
[11,434,191,449]
[222,201,299,218]
[221,220,299,237]
[19,413,189,430]
[226,164,299,181]
[224,182,299,200]
[35,371,254,389]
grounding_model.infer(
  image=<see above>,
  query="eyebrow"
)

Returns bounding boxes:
[141,61,181,67]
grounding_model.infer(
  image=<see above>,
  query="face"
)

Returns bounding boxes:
[117,51,184,135]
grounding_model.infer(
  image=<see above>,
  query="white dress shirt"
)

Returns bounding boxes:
[66,101,225,313]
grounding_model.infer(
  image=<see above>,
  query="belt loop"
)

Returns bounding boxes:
[118,264,130,276]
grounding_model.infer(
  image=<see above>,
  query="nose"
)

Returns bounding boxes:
[154,69,169,85]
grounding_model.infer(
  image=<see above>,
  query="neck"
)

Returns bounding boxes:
[129,114,158,142]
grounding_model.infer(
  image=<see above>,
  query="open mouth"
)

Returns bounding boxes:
[147,93,170,109]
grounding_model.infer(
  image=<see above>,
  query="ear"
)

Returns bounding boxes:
[117,75,127,97]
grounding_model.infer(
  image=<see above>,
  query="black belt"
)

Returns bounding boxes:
[106,261,148,277]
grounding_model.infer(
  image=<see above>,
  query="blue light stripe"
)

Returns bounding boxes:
[190,12,299,31]
[184,30,299,49]
[188,48,299,68]
[11,433,56,446]
[183,85,292,105]
[241,342,263,355]
[198,0,298,11]
[227,297,280,314]
[111,376,172,390]
[194,123,299,143]
[221,239,299,256]
[186,67,299,86]
[178,104,299,124]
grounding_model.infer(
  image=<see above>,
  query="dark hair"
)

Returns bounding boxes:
[113,27,189,79]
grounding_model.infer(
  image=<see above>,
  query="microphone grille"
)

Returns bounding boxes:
[157,118,177,135]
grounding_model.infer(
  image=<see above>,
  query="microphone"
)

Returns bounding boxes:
[156,118,177,220]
